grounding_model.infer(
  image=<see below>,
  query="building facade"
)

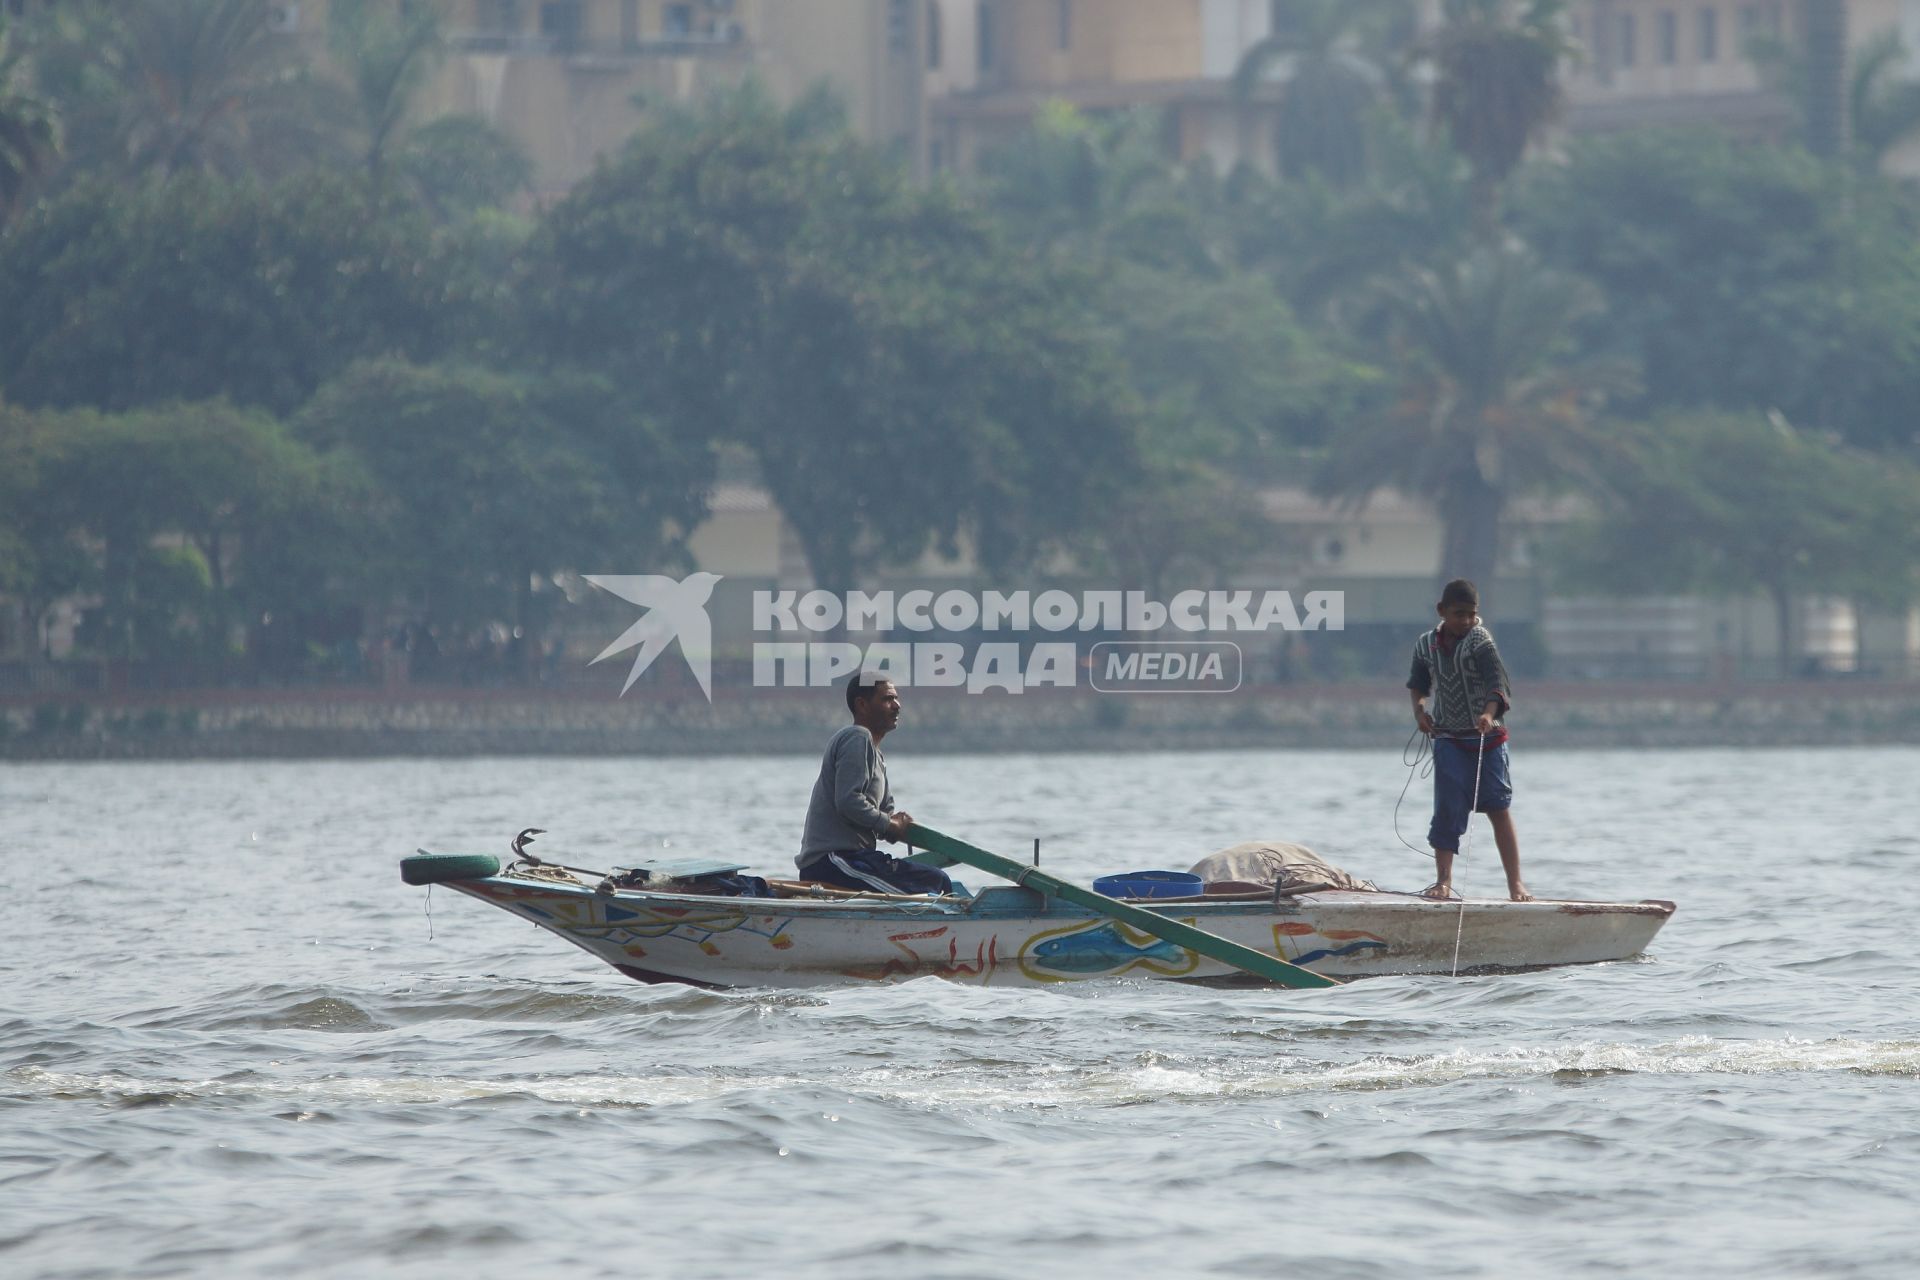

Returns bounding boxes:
[271,1,1920,190]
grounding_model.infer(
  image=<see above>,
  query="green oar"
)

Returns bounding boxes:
[905,823,1339,990]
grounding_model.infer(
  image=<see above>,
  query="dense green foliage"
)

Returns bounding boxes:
[525,87,1140,597]
[1517,129,1920,449]
[0,173,470,414]
[4,399,345,663]
[1,0,1917,681]
[294,360,706,657]
[1560,412,1920,674]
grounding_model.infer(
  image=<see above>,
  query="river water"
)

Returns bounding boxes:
[3,747,1916,1278]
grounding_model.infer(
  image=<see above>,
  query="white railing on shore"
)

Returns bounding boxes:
[446,29,747,58]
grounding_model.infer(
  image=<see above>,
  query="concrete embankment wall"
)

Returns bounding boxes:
[3,683,1917,758]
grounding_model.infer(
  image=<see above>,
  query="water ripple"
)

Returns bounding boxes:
[5,750,1919,1280]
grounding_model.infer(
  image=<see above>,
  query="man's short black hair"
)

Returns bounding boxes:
[846,672,892,714]
[1439,579,1480,610]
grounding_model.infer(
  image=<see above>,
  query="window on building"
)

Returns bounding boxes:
[664,3,693,38]
[538,0,582,45]
[477,0,521,33]
[1658,9,1677,63]
[620,0,639,49]
[927,0,943,69]
[977,0,994,72]
[1618,12,1636,67]
[1698,6,1717,61]
[1056,0,1071,52]
[888,0,911,55]
[1269,0,1305,40]
[1740,3,1780,39]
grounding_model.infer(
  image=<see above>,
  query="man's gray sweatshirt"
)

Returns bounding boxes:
[797,724,894,870]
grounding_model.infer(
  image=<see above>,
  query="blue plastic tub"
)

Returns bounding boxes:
[1092,870,1205,900]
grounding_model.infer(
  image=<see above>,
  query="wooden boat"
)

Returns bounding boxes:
[403,843,1676,990]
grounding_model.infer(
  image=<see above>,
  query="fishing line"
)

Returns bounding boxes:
[1395,722,1474,974]
[1450,731,1486,978]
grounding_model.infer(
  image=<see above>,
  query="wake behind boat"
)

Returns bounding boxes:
[400,834,1674,990]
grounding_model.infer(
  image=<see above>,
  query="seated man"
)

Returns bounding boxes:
[796,675,951,895]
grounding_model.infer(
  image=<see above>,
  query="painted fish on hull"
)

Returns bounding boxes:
[1020,920,1201,980]
[1290,938,1388,966]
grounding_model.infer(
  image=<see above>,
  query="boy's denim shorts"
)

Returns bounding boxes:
[1428,737,1512,853]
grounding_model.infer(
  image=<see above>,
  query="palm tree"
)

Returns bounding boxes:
[1427,0,1572,240]
[107,0,338,179]
[1801,0,1848,160]
[326,0,444,176]
[1230,0,1416,185]
[980,101,1218,272]
[0,15,59,221]
[1320,246,1630,595]
[1849,32,1920,174]
[1751,25,1920,174]
[326,1,531,216]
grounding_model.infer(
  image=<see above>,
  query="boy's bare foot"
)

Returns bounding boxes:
[1420,882,1459,900]
[1508,883,1533,902]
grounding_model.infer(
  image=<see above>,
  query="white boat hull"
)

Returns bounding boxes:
[449,876,1676,989]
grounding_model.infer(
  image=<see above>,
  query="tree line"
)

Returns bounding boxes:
[1,0,1917,681]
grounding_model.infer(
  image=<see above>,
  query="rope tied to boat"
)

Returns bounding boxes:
[503,829,610,886]
[1009,865,1047,892]
[515,864,588,885]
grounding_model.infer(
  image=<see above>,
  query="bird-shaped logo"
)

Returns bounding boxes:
[585,572,723,700]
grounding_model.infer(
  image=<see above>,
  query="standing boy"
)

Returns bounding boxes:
[1407,579,1530,901]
